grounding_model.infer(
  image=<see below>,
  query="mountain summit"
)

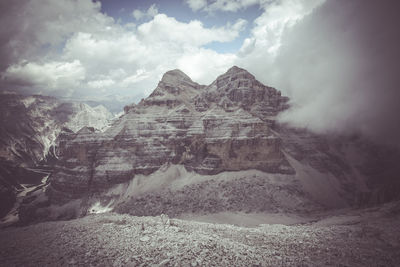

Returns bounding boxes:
[225,65,254,76]
[160,69,193,84]
[47,66,292,205]
[14,66,400,225]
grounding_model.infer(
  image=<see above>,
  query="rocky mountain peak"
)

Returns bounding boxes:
[225,65,250,75]
[192,66,288,117]
[216,65,255,83]
[46,66,297,205]
[160,69,192,85]
[12,65,400,230]
[142,69,202,108]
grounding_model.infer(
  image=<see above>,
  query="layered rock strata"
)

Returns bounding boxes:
[0,93,113,217]
[16,67,400,225]
[49,67,293,203]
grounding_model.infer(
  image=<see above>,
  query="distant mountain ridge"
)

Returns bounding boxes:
[48,66,292,204]
[0,93,113,218]
[3,66,400,225]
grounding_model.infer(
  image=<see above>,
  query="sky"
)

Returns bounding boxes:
[0,0,400,146]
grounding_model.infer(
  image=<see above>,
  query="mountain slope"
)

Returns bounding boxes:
[0,93,113,218]
[16,66,400,224]
[48,67,292,204]
[1,202,400,266]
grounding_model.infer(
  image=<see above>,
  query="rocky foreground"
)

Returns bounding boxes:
[1,202,400,266]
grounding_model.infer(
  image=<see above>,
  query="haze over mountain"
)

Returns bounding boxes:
[1,66,400,266]
[1,1,400,266]
[5,66,397,226]
[1,0,399,146]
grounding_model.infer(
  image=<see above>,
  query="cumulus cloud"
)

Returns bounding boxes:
[2,0,399,146]
[132,4,158,21]
[185,0,208,12]
[137,14,246,46]
[120,69,150,88]
[0,0,246,100]
[207,0,260,12]
[258,0,400,145]
[63,31,147,74]
[87,79,115,89]
[185,0,261,13]
[2,60,85,94]
[237,0,323,62]
[0,0,113,73]
[60,14,245,95]
[177,48,237,83]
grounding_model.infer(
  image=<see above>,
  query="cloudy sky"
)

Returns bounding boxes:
[0,0,399,145]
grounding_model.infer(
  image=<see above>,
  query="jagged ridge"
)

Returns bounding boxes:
[18,66,400,224]
[0,93,113,218]
[48,66,293,204]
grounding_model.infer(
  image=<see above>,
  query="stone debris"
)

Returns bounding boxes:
[1,203,400,266]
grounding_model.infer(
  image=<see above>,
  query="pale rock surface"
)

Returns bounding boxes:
[1,202,400,266]
[16,66,400,224]
[49,66,293,205]
[0,93,113,217]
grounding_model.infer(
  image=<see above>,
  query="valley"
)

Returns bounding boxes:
[1,66,399,266]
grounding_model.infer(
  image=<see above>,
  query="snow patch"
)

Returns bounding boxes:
[89,201,114,214]
[21,96,36,108]
[66,103,113,133]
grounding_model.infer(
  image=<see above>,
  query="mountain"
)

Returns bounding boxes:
[47,67,292,203]
[63,94,141,115]
[0,93,113,219]
[8,66,400,225]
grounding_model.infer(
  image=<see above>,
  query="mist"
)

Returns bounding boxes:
[1,0,400,146]
[270,0,400,146]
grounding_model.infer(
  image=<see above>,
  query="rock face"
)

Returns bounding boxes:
[37,66,400,220]
[49,67,293,203]
[194,66,289,120]
[0,93,113,217]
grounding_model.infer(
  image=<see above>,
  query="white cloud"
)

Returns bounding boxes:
[0,0,249,98]
[236,0,324,83]
[132,10,144,20]
[207,0,260,12]
[137,14,247,46]
[2,60,85,92]
[177,48,237,84]
[185,0,207,12]
[147,4,159,17]
[0,0,251,99]
[0,0,399,145]
[185,0,261,13]
[0,0,113,72]
[58,13,246,97]
[88,79,115,89]
[0,0,326,100]
[132,4,158,20]
[236,0,400,146]
[245,0,324,58]
[63,32,147,71]
[121,69,150,88]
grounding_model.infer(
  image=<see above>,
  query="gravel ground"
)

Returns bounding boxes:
[0,205,400,267]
